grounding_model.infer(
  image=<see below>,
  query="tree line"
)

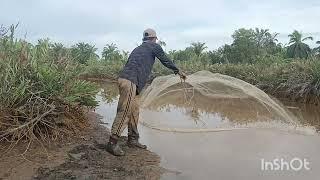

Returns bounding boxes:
[16,28,320,66]
[168,29,320,65]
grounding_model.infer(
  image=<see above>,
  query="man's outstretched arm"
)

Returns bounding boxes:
[153,44,179,74]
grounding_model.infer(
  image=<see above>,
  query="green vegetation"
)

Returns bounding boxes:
[1,25,320,145]
[0,25,98,145]
[82,28,320,104]
[287,30,313,59]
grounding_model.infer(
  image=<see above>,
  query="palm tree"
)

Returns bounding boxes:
[102,43,117,59]
[71,42,98,64]
[254,28,269,47]
[254,28,274,55]
[190,42,207,57]
[287,30,313,59]
[102,43,122,62]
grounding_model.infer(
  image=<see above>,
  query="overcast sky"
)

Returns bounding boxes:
[1,0,320,53]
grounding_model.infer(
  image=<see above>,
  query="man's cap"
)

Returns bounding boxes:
[143,28,157,39]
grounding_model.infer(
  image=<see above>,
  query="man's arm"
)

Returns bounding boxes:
[153,44,179,74]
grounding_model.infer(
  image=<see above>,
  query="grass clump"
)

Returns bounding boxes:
[0,25,98,148]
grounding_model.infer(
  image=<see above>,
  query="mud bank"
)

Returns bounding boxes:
[0,112,163,180]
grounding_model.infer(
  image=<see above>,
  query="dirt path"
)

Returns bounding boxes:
[0,112,163,180]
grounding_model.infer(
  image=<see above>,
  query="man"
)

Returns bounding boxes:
[106,28,186,156]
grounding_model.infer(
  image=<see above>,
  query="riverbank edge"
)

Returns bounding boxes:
[0,111,163,180]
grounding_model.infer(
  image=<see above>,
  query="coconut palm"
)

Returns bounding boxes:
[253,28,280,55]
[254,28,270,48]
[287,30,313,59]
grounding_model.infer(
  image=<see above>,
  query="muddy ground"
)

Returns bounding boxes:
[0,112,163,180]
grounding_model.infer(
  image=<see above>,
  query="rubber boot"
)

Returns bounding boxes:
[106,136,125,156]
[127,136,147,149]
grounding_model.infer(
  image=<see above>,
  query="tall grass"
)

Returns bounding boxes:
[0,25,98,148]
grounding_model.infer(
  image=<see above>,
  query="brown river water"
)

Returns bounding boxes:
[96,82,320,180]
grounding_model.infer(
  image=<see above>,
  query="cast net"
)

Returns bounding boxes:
[140,71,303,133]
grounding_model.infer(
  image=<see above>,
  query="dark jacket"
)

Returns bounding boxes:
[119,41,179,93]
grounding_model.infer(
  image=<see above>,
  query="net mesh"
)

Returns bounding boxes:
[140,71,300,132]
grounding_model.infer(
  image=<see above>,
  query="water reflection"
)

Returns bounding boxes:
[98,81,119,103]
[97,81,320,131]
[95,82,320,180]
[282,100,320,131]
[143,86,298,130]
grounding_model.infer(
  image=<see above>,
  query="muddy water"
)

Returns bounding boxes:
[96,82,320,180]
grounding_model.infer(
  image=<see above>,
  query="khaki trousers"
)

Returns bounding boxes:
[111,78,140,139]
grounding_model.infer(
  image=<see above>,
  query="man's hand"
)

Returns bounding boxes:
[178,70,187,80]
